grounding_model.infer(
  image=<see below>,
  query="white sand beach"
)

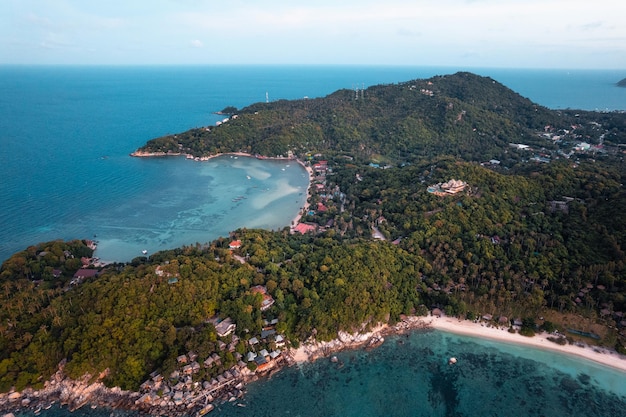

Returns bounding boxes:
[289,316,626,374]
[291,159,314,227]
[429,316,626,373]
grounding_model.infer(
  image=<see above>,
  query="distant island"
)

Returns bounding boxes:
[2,72,626,416]
[618,78,626,87]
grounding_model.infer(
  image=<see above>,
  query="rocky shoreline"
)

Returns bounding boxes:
[0,317,431,416]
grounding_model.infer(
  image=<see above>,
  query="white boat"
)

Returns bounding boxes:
[142,249,148,255]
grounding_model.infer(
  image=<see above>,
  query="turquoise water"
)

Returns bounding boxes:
[86,155,309,262]
[1,66,625,416]
[0,65,624,262]
[9,330,625,417]
[212,330,626,417]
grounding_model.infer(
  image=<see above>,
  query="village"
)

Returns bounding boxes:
[132,311,292,416]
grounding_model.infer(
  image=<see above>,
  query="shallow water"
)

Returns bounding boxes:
[5,330,625,417]
[1,66,624,262]
[89,155,308,262]
[214,330,626,417]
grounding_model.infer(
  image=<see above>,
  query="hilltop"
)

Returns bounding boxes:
[135,72,626,165]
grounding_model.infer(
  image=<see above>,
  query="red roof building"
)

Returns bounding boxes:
[293,223,317,234]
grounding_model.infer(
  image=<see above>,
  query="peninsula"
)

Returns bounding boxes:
[2,72,626,415]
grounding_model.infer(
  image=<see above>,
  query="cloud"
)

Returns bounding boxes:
[190,39,203,48]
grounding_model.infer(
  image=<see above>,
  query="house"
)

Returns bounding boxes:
[176,354,188,364]
[215,317,236,337]
[73,268,99,280]
[274,334,286,347]
[210,353,221,366]
[251,285,275,311]
[249,337,259,346]
[259,349,270,359]
[229,240,242,249]
[292,222,318,234]
[246,351,257,362]
[261,329,276,339]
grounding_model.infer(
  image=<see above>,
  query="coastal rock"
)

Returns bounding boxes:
[617,78,626,87]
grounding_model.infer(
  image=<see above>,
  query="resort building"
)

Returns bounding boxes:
[427,179,468,196]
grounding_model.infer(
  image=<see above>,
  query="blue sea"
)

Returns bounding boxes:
[1,65,625,416]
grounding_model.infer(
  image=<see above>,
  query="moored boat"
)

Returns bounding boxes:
[197,404,214,416]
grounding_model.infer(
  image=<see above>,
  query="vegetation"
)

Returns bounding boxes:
[2,72,626,393]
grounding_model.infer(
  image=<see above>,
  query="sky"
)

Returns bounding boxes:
[2,0,625,68]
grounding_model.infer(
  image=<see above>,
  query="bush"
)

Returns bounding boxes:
[541,321,556,333]
[519,327,535,337]
[547,336,567,345]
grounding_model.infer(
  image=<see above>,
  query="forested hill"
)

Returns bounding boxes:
[136,71,625,163]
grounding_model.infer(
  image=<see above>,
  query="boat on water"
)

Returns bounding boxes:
[142,249,148,255]
[448,357,457,365]
[196,404,214,416]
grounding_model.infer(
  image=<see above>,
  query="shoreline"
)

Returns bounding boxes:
[2,315,625,415]
[427,315,626,373]
[291,158,313,228]
[131,149,314,237]
[289,315,626,373]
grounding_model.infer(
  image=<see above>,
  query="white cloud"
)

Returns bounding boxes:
[190,39,203,48]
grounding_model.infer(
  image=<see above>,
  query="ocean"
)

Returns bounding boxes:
[0,66,625,263]
[1,65,625,416]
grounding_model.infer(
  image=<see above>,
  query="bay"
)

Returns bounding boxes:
[0,65,624,262]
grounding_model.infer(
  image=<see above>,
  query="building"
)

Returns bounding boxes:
[292,222,318,234]
[214,317,236,338]
[251,286,275,311]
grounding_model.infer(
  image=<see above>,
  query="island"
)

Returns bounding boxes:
[618,78,626,87]
[1,72,626,415]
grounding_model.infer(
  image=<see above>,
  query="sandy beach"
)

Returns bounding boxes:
[428,315,626,372]
[291,158,314,227]
[289,315,626,374]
